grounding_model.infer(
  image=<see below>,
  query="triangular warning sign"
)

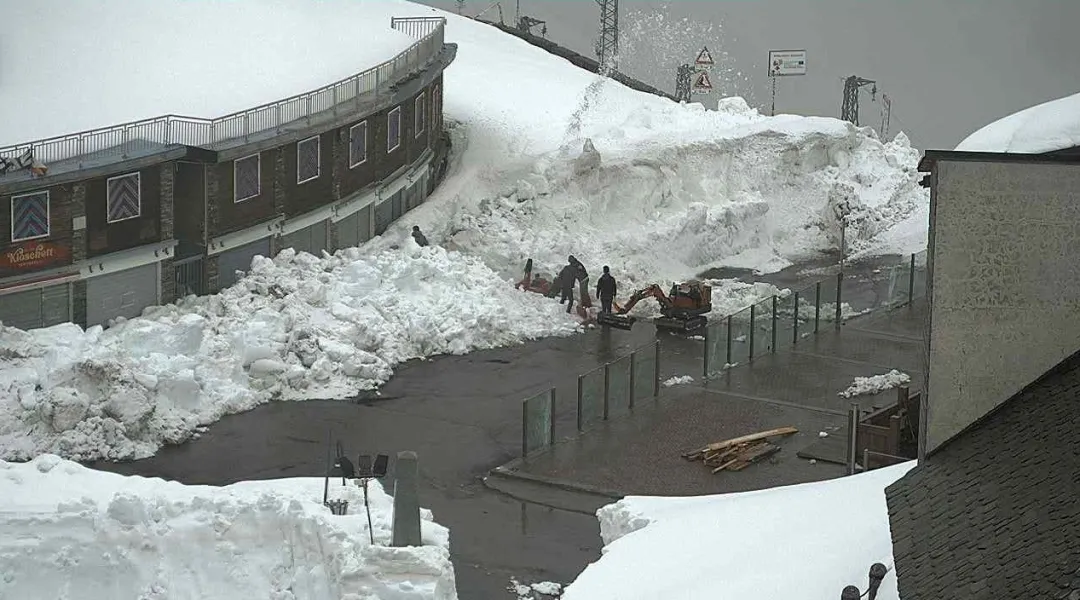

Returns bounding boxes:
[694,46,715,66]
[693,71,714,90]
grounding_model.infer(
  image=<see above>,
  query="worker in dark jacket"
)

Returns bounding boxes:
[557,261,577,313]
[596,266,617,313]
[569,255,590,305]
[411,226,429,247]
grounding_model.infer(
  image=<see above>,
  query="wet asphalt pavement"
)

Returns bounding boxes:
[92,253,917,599]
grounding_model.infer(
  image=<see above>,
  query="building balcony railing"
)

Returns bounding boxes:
[0,16,446,183]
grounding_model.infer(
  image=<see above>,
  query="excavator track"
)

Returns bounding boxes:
[597,312,636,330]
[654,315,708,332]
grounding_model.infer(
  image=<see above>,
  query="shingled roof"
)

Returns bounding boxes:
[885,349,1080,599]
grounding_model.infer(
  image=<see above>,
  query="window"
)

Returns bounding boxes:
[387,106,401,153]
[297,135,320,184]
[106,172,141,223]
[414,93,426,137]
[10,190,50,242]
[234,153,261,202]
[349,121,368,168]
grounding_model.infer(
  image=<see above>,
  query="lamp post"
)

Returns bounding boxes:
[833,199,853,274]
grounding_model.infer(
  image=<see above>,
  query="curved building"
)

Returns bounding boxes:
[0,16,455,330]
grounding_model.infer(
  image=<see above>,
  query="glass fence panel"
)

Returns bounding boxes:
[750,297,775,359]
[728,307,752,366]
[774,291,797,350]
[578,366,606,431]
[704,318,730,377]
[606,354,632,419]
[632,342,658,402]
[523,390,553,456]
[793,283,819,342]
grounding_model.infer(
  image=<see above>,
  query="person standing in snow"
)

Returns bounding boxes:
[569,255,590,304]
[596,266,617,313]
[557,259,578,313]
[411,226,429,247]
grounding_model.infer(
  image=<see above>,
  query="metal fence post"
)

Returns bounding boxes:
[771,295,778,352]
[521,399,528,457]
[576,375,585,433]
[834,272,843,330]
[726,315,733,366]
[863,448,870,473]
[629,351,637,410]
[603,363,611,420]
[908,252,917,307]
[653,340,661,398]
[548,388,556,447]
[702,326,710,380]
[814,280,822,333]
[793,290,801,344]
[846,402,860,475]
[748,304,756,358]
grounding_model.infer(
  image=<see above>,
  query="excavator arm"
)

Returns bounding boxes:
[615,284,671,314]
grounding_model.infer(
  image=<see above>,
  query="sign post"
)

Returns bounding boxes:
[767,49,807,116]
[692,46,716,105]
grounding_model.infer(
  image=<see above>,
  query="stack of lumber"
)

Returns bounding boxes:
[681,427,798,474]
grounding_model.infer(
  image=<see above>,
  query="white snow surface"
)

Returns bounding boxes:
[0,454,456,600]
[839,369,912,399]
[662,375,694,387]
[955,91,1080,154]
[0,246,580,461]
[0,0,415,145]
[564,462,916,600]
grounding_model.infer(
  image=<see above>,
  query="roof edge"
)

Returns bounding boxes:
[918,148,1080,172]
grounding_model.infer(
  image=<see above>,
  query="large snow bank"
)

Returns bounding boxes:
[839,369,911,399]
[0,245,580,461]
[0,454,456,600]
[955,92,1080,154]
[0,0,414,145]
[563,462,916,600]
[384,7,929,278]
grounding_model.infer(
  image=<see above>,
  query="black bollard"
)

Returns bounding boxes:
[868,563,888,600]
[841,585,861,600]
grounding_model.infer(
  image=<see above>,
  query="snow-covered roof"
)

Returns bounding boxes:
[0,0,418,146]
[954,92,1080,154]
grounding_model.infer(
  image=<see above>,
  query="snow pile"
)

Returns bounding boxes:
[0,454,456,600]
[838,370,912,399]
[662,375,694,387]
[955,92,1080,154]
[1,0,416,145]
[509,578,563,599]
[563,462,915,600]
[0,245,580,461]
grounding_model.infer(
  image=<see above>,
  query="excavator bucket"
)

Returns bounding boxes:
[597,312,636,330]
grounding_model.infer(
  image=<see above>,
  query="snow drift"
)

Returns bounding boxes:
[0,246,580,461]
[562,462,916,600]
[0,454,456,600]
[955,91,1080,154]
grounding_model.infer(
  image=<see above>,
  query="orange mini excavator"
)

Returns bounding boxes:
[597,281,713,332]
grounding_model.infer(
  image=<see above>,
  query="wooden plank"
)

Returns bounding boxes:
[727,444,781,471]
[703,427,798,452]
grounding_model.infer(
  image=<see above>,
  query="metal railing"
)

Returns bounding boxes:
[0,17,446,174]
[520,340,660,458]
[703,251,928,378]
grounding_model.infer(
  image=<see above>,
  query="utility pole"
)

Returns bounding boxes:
[674,64,693,103]
[841,75,876,126]
[595,0,619,75]
[770,76,777,116]
[880,93,892,140]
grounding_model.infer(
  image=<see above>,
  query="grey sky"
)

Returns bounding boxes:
[418,0,1080,151]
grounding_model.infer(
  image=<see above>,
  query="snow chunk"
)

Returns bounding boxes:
[662,375,694,387]
[839,369,912,398]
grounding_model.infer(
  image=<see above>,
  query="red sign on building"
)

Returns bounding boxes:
[0,241,71,272]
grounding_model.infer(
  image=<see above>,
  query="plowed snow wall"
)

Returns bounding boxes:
[925,158,1080,452]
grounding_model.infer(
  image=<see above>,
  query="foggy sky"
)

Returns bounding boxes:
[419,0,1080,151]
